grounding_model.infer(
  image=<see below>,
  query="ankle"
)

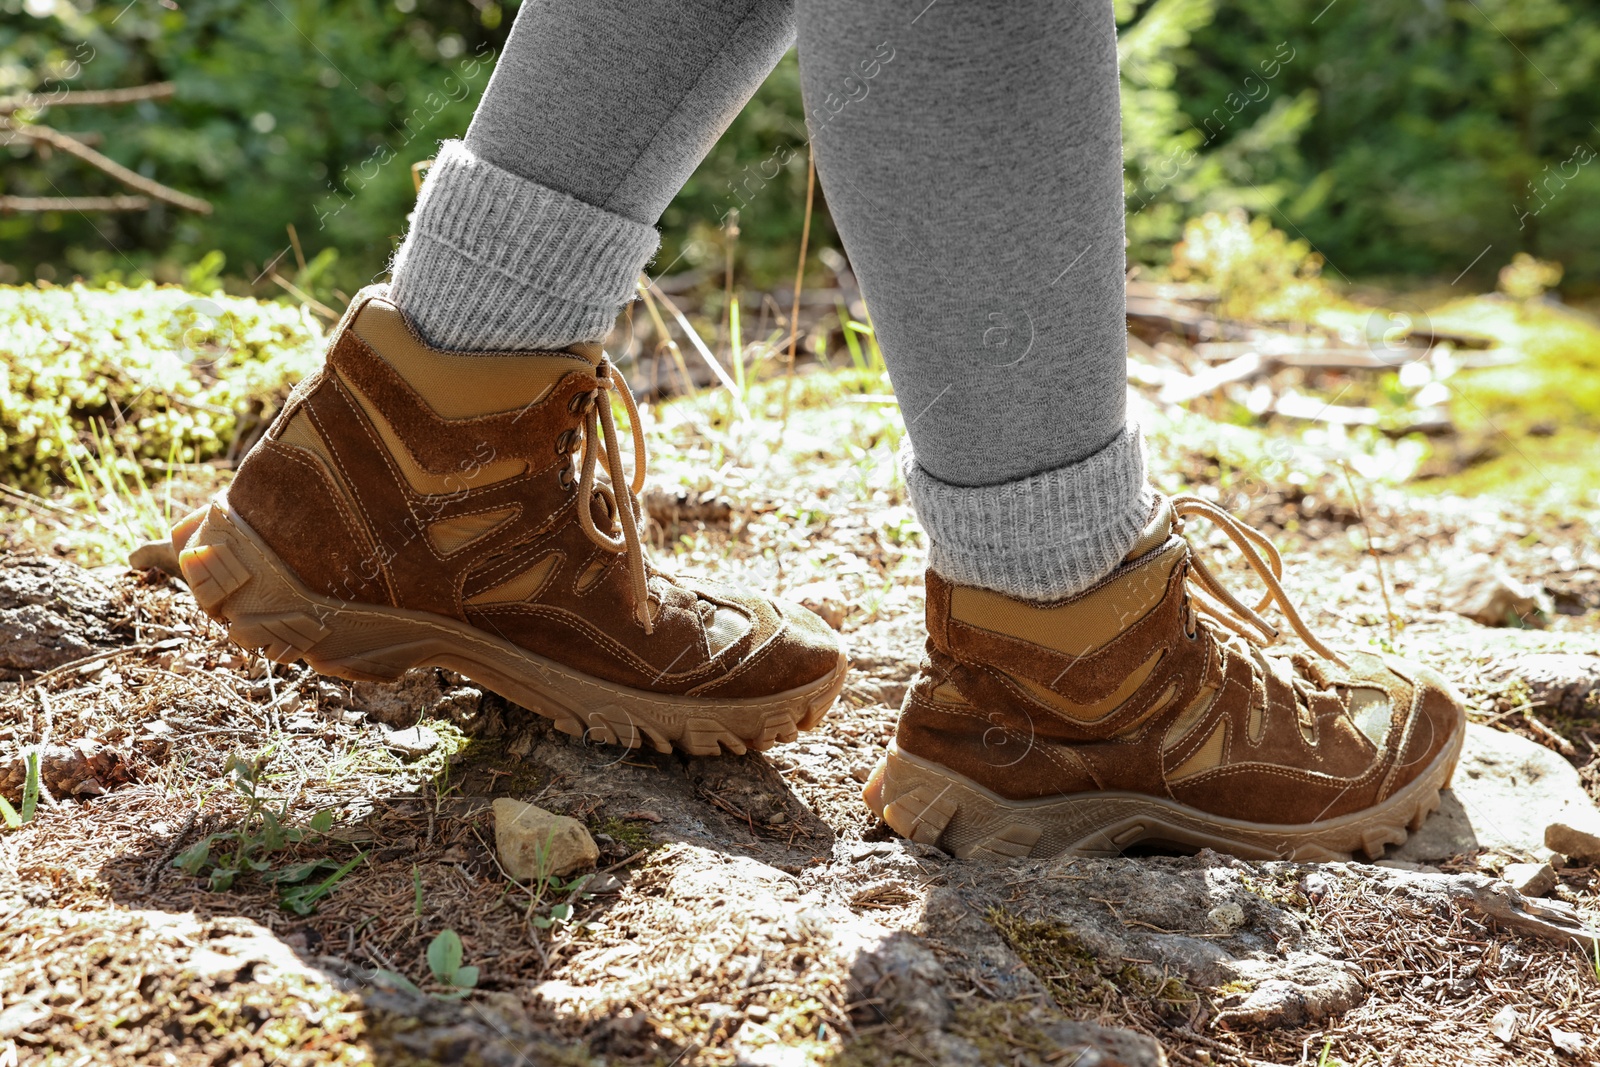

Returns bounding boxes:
[901,425,1154,602]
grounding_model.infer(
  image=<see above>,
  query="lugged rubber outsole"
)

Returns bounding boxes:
[175,498,846,757]
[861,724,1464,863]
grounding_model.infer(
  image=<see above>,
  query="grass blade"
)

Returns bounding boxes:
[20,750,41,823]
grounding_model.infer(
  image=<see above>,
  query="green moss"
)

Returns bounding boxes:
[444,735,547,796]
[592,815,661,855]
[0,283,322,493]
[984,907,1197,1015]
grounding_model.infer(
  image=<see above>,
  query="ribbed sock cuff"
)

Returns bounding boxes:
[387,141,660,351]
[903,425,1155,602]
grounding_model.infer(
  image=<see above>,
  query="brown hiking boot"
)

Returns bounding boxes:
[172,287,846,755]
[864,494,1465,861]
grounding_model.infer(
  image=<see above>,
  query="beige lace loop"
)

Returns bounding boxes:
[575,358,653,632]
[1170,493,1346,667]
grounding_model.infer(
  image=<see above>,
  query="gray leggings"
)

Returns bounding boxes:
[395,0,1151,600]
[465,0,1127,488]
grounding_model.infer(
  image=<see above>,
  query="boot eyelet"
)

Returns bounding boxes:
[568,392,586,415]
[558,465,576,490]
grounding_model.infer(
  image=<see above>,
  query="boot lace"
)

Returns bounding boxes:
[572,357,654,633]
[1170,493,1346,668]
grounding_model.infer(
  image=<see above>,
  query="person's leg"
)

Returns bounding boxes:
[180,0,850,758]
[389,0,795,351]
[795,0,1148,601]
[806,2,1468,865]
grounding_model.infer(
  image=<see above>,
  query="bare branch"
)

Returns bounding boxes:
[0,82,175,113]
[0,195,150,212]
[0,117,211,215]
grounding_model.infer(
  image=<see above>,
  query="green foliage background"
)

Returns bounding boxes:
[1,0,1597,293]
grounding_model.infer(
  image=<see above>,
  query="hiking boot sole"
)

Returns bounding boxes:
[862,723,1464,863]
[175,498,846,757]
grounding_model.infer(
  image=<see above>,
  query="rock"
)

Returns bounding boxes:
[0,555,123,674]
[848,929,951,1031]
[1441,554,1550,627]
[642,486,732,528]
[381,724,440,759]
[1491,1004,1519,1044]
[0,739,135,802]
[0,999,48,1038]
[352,669,458,727]
[492,798,598,880]
[1546,816,1600,862]
[4,908,586,1066]
[788,580,849,631]
[1207,903,1246,933]
[1500,861,1557,898]
[1389,724,1600,863]
[1550,1027,1586,1056]
[1496,653,1600,716]
[127,538,180,576]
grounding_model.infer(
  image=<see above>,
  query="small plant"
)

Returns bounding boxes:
[375,930,479,1000]
[273,850,365,916]
[838,313,885,375]
[0,750,42,829]
[172,753,354,911]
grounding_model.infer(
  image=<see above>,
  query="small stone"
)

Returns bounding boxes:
[788,581,849,631]
[1500,861,1558,898]
[1206,903,1246,934]
[1551,1027,1586,1056]
[382,724,440,759]
[0,999,48,1038]
[1442,555,1551,627]
[493,798,599,880]
[1491,1005,1519,1045]
[583,872,623,894]
[128,539,180,576]
[850,764,872,783]
[1390,724,1600,863]
[1546,818,1600,862]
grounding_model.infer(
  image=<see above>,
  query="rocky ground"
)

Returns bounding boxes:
[3,370,1600,1067]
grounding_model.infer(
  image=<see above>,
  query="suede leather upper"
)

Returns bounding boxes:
[896,527,1464,827]
[228,293,840,699]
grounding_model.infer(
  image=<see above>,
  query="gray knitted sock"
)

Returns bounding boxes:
[387,141,659,352]
[903,423,1155,602]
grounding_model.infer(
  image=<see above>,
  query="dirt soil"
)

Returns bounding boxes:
[3,379,1600,1067]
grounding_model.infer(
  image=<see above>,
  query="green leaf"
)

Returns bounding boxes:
[372,970,423,997]
[550,903,572,923]
[267,859,339,885]
[0,795,20,830]
[209,868,237,892]
[279,851,364,916]
[174,838,211,875]
[450,965,479,990]
[426,929,463,981]
[310,809,334,834]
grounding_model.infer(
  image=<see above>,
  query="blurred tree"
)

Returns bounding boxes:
[1181,0,1600,285]
[0,0,507,296]
[3,0,1594,293]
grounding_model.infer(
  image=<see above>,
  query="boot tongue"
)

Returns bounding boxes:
[1123,495,1175,562]
[349,295,596,418]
